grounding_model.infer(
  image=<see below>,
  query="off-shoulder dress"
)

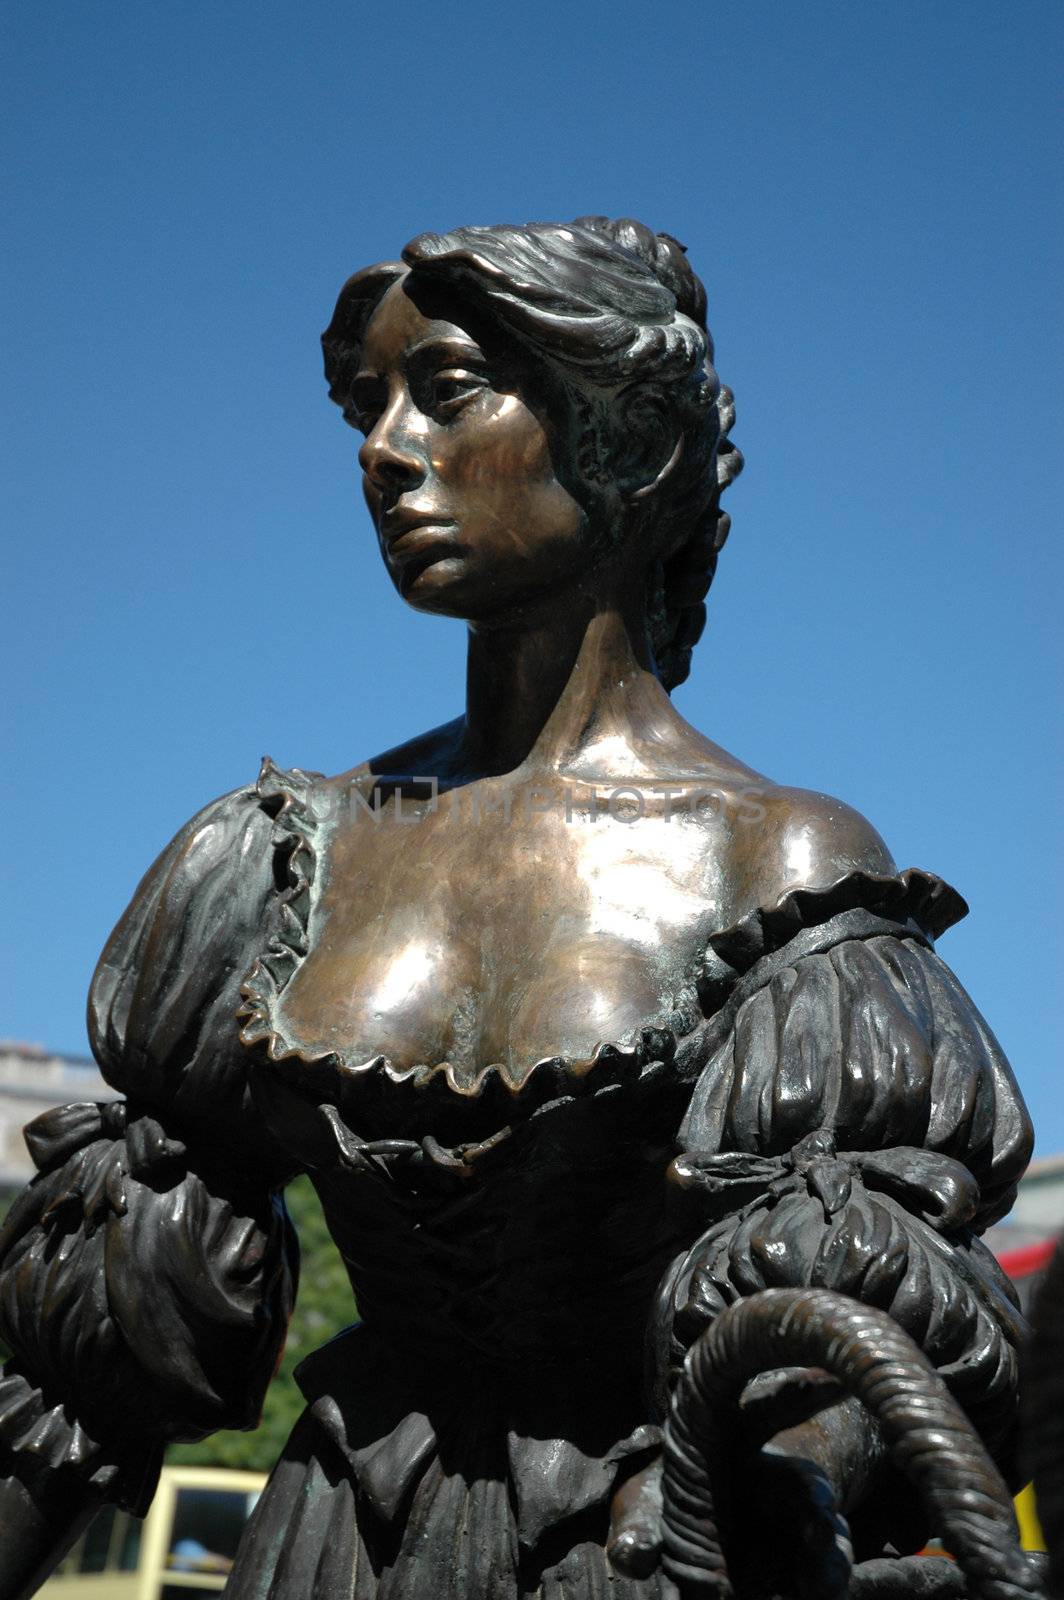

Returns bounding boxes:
[0,761,1033,1599]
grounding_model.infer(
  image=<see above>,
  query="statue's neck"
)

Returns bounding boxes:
[457,576,678,779]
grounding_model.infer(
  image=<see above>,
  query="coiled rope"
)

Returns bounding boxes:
[662,1287,1040,1600]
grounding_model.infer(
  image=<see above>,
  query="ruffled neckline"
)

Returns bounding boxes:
[237,759,965,1110]
[705,866,966,974]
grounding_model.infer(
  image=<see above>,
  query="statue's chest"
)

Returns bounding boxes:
[274,785,721,1084]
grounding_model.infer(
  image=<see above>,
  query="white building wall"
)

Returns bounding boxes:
[0,1042,119,1189]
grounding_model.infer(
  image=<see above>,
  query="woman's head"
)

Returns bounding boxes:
[322,216,742,689]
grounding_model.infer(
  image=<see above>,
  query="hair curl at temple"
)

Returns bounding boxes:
[322,216,743,691]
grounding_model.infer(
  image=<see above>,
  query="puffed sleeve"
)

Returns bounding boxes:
[0,781,301,1512]
[653,870,1033,1478]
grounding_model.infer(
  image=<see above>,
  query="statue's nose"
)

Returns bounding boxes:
[359,399,427,494]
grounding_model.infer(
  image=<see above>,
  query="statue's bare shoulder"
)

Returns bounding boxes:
[328,715,895,938]
[721,773,897,923]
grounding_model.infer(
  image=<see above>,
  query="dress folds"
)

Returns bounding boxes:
[0,762,1034,1594]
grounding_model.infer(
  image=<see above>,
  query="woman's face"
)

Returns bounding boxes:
[348,274,593,619]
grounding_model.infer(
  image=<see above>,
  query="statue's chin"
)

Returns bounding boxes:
[391,551,474,611]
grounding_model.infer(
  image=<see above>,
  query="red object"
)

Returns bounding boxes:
[997,1239,1056,1281]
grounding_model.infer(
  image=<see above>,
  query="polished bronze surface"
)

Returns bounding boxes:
[0,217,1043,1599]
[280,257,891,1095]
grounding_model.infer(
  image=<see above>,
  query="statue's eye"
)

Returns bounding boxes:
[345,375,384,435]
[346,404,380,435]
[430,369,487,415]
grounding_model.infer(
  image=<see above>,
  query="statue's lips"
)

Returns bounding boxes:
[383,519,459,563]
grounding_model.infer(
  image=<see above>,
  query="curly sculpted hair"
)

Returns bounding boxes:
[322,216,743,691]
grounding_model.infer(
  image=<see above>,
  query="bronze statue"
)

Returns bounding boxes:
[0,218,1041,1598]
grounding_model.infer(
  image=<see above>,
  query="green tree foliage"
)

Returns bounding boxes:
[168,1174,354,1473]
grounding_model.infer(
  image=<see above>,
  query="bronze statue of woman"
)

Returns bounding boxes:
[0,218,1035,1599]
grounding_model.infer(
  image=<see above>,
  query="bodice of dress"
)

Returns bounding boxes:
[0,755,1036,1596]
[81,757,1034,1262]
[227,765,693,1374]
[225,758,1028,1379]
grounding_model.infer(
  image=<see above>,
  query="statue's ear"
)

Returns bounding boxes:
[612,383,684,503]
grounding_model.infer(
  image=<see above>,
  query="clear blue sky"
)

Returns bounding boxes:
[4,3,1061,1150]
